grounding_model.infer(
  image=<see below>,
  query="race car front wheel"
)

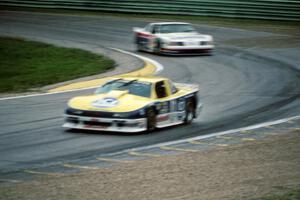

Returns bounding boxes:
[146,108,156,132]
[184,101,195,124]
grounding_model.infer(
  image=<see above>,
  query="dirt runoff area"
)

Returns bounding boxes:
[1,131,299,200]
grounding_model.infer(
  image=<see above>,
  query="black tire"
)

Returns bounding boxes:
[184,101,195,124]
[136,43,143,52]
[154,39,161,54]
[146,108,156,132]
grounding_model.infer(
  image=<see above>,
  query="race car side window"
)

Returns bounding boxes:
[145,24,152,32]
[168,80,178,94]
[151,25,160,34]
[155,81,167,98]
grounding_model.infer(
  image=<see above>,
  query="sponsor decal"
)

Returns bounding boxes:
[178,99,186,111]
[157,102,169,114]
[170,100,177,112]
[157,115,169,122]
[92,97,119,108]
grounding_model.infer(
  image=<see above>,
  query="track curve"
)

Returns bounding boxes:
[0,11,299,173]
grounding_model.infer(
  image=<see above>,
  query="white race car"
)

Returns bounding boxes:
[133,22,214,55]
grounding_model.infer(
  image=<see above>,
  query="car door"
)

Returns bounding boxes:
[154,80,185,125]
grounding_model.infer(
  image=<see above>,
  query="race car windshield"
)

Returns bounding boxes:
[95,80,152,98]
[159,24,196,34]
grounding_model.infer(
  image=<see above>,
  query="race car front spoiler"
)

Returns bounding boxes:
[63,115,147,133]
[160,48,213,55]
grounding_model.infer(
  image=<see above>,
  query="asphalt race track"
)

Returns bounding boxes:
[0,11,299,175]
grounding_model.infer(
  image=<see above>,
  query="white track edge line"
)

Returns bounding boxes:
[0,179,22,183]
[0,49,163,101]
[0,86,99,101]
[108,114,300,155]
[110,48,164,74]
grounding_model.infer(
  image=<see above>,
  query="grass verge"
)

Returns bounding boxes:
[0,37,115,93]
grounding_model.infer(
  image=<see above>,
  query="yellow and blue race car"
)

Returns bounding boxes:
[63,76,202,132]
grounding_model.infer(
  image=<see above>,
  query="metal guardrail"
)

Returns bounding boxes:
[1,0,300,21]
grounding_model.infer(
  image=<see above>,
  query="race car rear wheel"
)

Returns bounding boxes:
[136,43,143,52]
[154,39,162,54]
[147,108,156,132]
[184,101,195,124]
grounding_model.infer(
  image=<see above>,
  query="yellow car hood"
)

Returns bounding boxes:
[68,90,152,112]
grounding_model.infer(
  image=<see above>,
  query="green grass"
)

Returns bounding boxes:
[1,6,299,92]
[0,37,115,93]
[250,189,300,200]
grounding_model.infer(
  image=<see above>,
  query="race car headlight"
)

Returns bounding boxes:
[200,41,213,46]
[66,107,83,115]
[130,108,146,118]
[138,108,145,116]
